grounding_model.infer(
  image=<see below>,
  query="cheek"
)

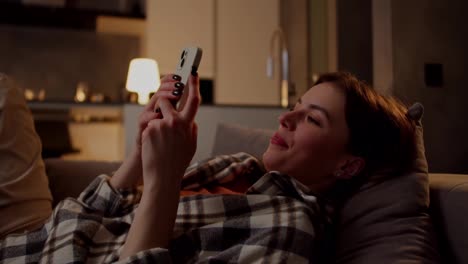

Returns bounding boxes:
[293,131,328,157]
[290,132,340,173]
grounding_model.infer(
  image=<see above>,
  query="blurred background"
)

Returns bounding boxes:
[0,0,466,173]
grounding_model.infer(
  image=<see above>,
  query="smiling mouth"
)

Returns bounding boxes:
[270,133,288,148]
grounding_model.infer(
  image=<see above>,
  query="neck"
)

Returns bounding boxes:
[307,177,337,196]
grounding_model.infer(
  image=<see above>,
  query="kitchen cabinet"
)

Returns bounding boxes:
[215,0,281,106]
[146,0,215,79]
[146,0,283,105]
[29,102,124,161]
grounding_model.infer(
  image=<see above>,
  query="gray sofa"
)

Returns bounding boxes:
[44,124,468,264]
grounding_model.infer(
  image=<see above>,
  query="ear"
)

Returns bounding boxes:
[335,156,366,180]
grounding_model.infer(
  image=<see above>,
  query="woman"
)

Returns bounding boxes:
[0,72,416,263]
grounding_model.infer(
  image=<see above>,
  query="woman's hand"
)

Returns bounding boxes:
[136,74,187,152]
[141,74,200,189]
[110,74,188,189]
[119,74,200,259]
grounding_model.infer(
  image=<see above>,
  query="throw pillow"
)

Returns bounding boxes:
[333,103,440,263]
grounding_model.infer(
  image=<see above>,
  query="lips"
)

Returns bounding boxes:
[270,133,288,148]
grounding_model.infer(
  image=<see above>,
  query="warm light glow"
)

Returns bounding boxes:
[281,80,289,108]
[126,58,161,105]
[75,82,89,103]
[75,90,86,103]
[24,89,35,101]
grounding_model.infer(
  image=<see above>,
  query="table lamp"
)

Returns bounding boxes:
[126,58,161,105]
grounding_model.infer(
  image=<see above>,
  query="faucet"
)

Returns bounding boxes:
[267,27,291,108]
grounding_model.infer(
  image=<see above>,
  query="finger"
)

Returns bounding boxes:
[152,90,182,113]
[159,77,185,90]
[140,111,160,126]
[151,80,185,112]
[158,82,177,92]
[144,74,181,111]
[144,90,160,111]
[160,73,183,83]
[158,97,177,118]
[153,90,182,100]
[180,74,200,122]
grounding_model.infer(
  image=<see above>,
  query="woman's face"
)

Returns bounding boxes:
[263,82,352,190]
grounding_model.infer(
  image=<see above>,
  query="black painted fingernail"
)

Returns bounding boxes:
[191,70,198,77]
[154,107,161,113]
[172,75,181,81]
[172,89,182,96]
[175,82,185,89]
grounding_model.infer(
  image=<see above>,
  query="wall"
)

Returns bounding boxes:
[391,0,468,173]
[0,25,139,102]
[336,0,373,83]
[309,0,329,76]
[280,0,310,102]
[372,0,393,95]
[309,0,338,79]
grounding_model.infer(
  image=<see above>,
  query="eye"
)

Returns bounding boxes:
[307,116,321,126]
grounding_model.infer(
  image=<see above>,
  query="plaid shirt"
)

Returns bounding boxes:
[1,153,330,263]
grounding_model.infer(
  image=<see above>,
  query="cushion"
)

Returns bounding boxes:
[211,113,440,263]
[332,103,440,263]
[0,73,52,237]
[211,122,274,161]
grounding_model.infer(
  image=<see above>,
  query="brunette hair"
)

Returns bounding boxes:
[314,72,416,176]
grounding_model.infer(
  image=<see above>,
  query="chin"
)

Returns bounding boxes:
[262,147,281,172]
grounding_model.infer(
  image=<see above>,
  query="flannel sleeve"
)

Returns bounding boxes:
[77,175,142,217]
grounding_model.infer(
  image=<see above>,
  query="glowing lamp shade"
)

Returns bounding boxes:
[126,58,161,105]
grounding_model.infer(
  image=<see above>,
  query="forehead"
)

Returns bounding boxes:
[301,82,346,115]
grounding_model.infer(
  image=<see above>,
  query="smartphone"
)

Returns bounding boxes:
[174,47,203,110]
[154,47,203,113]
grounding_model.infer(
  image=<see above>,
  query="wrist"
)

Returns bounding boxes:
[142,183,180,200]
[142,169,183,193]
[110,147,143,189]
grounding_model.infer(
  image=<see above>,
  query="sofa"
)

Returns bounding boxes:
[3,71,465,263]
[43,123,468,264]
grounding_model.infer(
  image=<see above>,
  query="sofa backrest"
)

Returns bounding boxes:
[429,173,468,264]
[44,158,121,207]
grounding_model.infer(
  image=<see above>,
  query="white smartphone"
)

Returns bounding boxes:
[174,47,203,110]
[154,47,203,112]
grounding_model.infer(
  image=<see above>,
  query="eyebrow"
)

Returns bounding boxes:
[298,98,331,122]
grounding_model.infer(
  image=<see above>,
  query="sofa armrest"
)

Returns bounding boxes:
[429,173,468,264]
[44,158,121,206]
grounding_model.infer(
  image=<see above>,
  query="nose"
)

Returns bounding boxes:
[279,110,297,130]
